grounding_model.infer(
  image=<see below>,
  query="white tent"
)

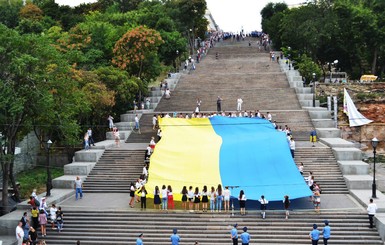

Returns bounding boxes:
[343,88,373,127]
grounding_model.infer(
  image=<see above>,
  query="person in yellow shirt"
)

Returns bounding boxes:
[30,206,39,230]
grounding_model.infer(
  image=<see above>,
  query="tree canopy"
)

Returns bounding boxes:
[0,0,208,212]
[261,0,385,79]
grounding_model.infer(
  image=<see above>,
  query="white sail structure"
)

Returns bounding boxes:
[343,88,373,127]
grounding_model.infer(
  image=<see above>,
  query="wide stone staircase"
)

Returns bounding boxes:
[125,113,158,143]
[27,41,382,245]
[295,147,349,194]
[83,149,144,193]
[43,210,382,244]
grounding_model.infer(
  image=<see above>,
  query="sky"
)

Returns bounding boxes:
[206,0,307,32]
[55,0,306,32]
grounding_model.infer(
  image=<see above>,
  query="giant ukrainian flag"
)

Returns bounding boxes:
[146,116,311,201]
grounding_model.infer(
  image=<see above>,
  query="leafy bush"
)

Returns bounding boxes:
[356,92,376,101]
[16,167,64,200]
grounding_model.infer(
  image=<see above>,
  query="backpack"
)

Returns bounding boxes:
[34,198,40,207]
[20,217,26,227]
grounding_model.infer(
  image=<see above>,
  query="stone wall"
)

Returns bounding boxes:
[340,123,385,154]
[318,83,385,155]
[0,132,69,183]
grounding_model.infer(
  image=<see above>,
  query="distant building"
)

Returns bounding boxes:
[205,9,219,32]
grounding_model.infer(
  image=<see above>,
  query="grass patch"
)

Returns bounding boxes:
[365,154,385,163]
[16,167,64,200]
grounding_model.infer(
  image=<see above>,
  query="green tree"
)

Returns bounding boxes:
[297,54,322,84]
[0,0,23,28]
[0,24,87,211]
[112,25,163,80]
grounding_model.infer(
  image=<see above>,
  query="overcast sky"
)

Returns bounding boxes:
[206,0,307,32]
[55,0,306,32]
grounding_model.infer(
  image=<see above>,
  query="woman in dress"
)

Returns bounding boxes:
[188,186,194,211]
[113,127,120,147]
[209,186,216,212]
[181,186,188,211]
[216,184,223,212]
[153,186,161,210]
[201,186,208,212]
[167,185,174,209]
[129,182,135,208]
[149,137,156,152]
[194,187,201,211]
[238,190,246,215]
[38,209,47,237]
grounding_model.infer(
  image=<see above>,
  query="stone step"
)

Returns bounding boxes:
[41,210,382,245]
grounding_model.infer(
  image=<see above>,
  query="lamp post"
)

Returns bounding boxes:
[372,137,379,198]
[46,139,52,197]
[312,72,316,107]
[176,50,179,73]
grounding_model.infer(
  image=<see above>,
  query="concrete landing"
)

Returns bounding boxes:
[0,189,74,236]
[350,190,385,212]
[316,128,341,138]
[338,160,369,175]
[320,137,356,148]
[0,236,15,245]
[332,147,362,161]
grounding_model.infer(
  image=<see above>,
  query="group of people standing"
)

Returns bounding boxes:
[19,191,64,245]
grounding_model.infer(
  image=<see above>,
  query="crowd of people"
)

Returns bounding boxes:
[19,190,64,245]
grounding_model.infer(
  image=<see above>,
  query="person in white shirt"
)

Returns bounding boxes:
[50,204,57,230]
[238,190,247,215]
[259,195,268,219]
[149,137,156,152]
[39,197,48,215]
[289,137,295,158]
[142,164,148,180]
[135,114,140,130]
[237,98,243,111]
[157,129,162,141]
[187,186,194,211]
[223,186,231,212]
[267,112,272,121]
[165,88,171,99]
[16,221,24,245]
[107,115,114,131]
[74,176,83,200]
[161,185,168,210]
[368,198,378,228]
[145,145,152,160]
[152,115,157,130]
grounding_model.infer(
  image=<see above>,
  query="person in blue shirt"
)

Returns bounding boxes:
[136,233,143,245]
[230,223,238,245]
[170,228,180,245]
[322,220,331,245]
[309,224,320,245]
[310,128,317,147]
[240,226,250,245]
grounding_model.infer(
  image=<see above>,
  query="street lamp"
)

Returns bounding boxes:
[371,137,379,198]
[175,50,179,73]
[46,139,52,197]
[312,72,316,107]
